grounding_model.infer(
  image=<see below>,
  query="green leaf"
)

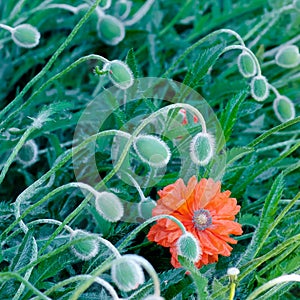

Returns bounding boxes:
[126,48,140,78]
[219,90,248,141]
[226,147,254,166]
[178,255,208,300]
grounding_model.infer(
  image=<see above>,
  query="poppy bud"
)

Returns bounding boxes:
[177,232,202,263]
[70,230,99,260]
[95,191,124,222]
[97,15,125,45]
[16,140,38,166]
[273,95,295,123]
[133,135,171,168]
[294,0,300,12]
[11,24,40,48]
[138,197,157,219]
[115,0,132,19]
[111,257,145,292]
[275,45,299,69]
[227,267,240,282]
[250,75,269,101]
[103,60,134,89]
[190,132,215,166]
[100,0,112,10]
[237,52,257,78]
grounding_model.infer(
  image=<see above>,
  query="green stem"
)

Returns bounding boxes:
[229,282,236,300]
[0,0,102,126]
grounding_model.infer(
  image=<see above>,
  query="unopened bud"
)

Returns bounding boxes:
[143,296,165,300]
[115,0,132,19]
[103,60,134,89]
[133,135,171,168]
[97,15,125,45]
[16,140,38,166]
[11,24,40,48]
[227,267,240,282]
[273,95,295,122]
[70,230,99,260]
[275,45,299,69]
[138,197,156,219]
[100,0,112,10]
[250,75,269,101]
[111,257,145,292]
[293,0,300,12]
[95,191,124,222]
[190,132,215,166]
[237,52,257,78]
[177,232,202,263]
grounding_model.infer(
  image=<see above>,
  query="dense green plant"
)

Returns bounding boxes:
[0,0,299,299]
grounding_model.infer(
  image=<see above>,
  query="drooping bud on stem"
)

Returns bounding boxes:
[250,75,269,101]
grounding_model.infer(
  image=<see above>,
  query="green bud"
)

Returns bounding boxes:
[177,232,202,263]
[100,0,112,10]
[250,75,269,101]
[133,135,171,168]
[138,197,156,219]
[190,132,215,166]
[70,230,99,260]
[11,24,40,48]
[144,296,165,300]
[97,15,125,45]
[16,140,38,166]
[95,191,124,222]
[237,52,257,78]
[111,257,145,292]
[294,0,300,12]
[115,0,132,19]
[103,60,134,89]
[275,45,299,69]
[273,95,295,122]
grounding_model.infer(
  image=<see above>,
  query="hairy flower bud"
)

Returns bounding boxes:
[250,75,269,101]
[95,191,124,222]
[273,95,295,122]
[11,24,40,48]
[97,15,125,45]
[275,45,299,69]
[190,132,215,166]
[138,197,157,219]
[177,232,202,263]
[294,0,300,12]
[133,135,171,168]
[16,140,38,166]
[103,60,134,89]
[70,230,99,260]
[237,52,257,78]
[111,257,145,292]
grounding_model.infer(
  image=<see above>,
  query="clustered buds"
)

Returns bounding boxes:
[250,75,269,102]
[111,257,145,292]
[133,134,171,168]
[103,60,134,89]
[190,132,215,166]
[275,45,300,69]
[70,230,99,260]
[95,191,124,222]
[177,232,202,263]
[273,96,295,123]
[237,52,257,78]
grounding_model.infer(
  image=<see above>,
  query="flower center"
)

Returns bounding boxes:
[193,209,212,231]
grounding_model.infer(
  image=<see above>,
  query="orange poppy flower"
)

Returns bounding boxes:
[147,176,243,268]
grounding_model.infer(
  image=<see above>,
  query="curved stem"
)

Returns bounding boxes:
[43,4,88,14]
[221,44,262,76]
[125,172,147,201]
[0,54,109,130]
[98,236,122,259]
[0,0,102,127]
[125,254,161,296]
[124,0,155,26]
[0,23,14,32]
[267,83,281,98]
[163,28,245,77]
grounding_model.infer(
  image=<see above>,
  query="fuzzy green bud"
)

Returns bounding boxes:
[16,140,38,166]
[275,45,299,69]
[273,95,296,122]
[190,132,215,166]
[250,75,269,101]
[237,52,257,78]
[138,197,156,219]
[111,257,145,292]
[95,191,124,222]
[11,24,40,48]
[70,230,99,260]
[103,60,134,89]
[97,15,125,45]
[294,0,300,11]
[133,135,171,168]
[177,232,202,263]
